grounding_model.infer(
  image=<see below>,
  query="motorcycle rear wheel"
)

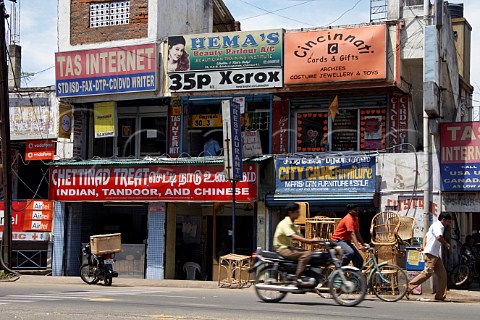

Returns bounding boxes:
[369,264,408,302]
[329,269,366,307]
[104,273,113,286]
[450,264,470,287]
[254,266,287,303]
[80,264,99,284]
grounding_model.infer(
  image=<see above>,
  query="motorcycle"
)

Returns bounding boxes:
[250,241,367,307]
[80,243,118,286]
[450,245,479,288]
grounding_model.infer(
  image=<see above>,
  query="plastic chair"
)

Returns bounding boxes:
[183,262,201,280]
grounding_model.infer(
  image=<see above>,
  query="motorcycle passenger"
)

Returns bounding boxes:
[331,204,368,269]
[273,202,321,287]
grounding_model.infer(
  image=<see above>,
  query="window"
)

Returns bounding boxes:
[295,107,386,152]
[90,1,130,28]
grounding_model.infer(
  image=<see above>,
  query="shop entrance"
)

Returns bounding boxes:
[80,203,148,278]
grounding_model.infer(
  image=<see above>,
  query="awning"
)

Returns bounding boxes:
[265,193,374,208]
[49,155,272,166]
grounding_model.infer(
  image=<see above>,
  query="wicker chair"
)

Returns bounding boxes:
[397,216,415,246]
[370,211,401,265]
[370,211,401,246]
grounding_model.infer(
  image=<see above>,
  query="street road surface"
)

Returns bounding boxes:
[0,281,478,320]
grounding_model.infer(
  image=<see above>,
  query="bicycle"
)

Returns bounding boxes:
[361,247,408,302]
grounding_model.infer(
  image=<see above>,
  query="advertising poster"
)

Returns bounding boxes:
[440,122,480,191]
[284,25,386,85]
[94,101,116,138]
[275,155,376,193]
[49,164,258,202]
[360,109,386,150]
[55,44,157,97]
[167,30,282,72]
[296,112,329,152]
[9,97,57,140]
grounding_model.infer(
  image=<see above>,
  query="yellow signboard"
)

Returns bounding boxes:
[94,101,116,138]
[190,114,223,128]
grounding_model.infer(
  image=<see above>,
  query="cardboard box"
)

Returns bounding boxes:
[90,233,122,255]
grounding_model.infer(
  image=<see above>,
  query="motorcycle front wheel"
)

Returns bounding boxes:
[450,264,470,287]
[254,266,287,303]
[329,269,366,307]
[80,264,100,284]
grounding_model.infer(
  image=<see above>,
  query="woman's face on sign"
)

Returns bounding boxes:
[169,44,185,61]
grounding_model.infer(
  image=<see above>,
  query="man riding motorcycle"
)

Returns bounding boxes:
[273,202,321,286]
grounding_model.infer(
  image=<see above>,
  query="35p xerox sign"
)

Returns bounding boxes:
[169,68,282,92]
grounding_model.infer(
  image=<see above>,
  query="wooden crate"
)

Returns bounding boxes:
[90,233,122,255]
[304,217,341,251]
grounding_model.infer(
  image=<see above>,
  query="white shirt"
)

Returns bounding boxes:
[423,220,445,257]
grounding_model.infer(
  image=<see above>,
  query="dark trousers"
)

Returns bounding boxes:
[336,240,364,269]
[278,246,312,278]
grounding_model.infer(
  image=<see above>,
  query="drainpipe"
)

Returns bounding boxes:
[423,0,431,239]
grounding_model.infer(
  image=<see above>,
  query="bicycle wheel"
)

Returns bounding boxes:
[450,264,470,287]
[254,266,287,303]
[80,264,99,285]
[329,269,367,307]
[369,264,408,302]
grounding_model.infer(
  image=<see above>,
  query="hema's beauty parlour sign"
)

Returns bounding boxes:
[176,29,283,71]
[275,155,376,193]
[169,29,283,92]
[284,25,386,85]
[55,44,157,97]
[440,122,480,191]
[49,165,258,202]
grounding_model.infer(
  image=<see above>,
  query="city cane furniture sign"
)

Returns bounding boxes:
[25,139,56,161]
[440,122,480,191]
[275,155,376,193]
[55,44,157,97]
[284,25,386,85]
[49,164,258,202]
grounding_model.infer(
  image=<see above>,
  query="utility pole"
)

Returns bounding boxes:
[0,0,13,269]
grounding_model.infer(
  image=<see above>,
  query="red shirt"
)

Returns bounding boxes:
[331,214,359,241]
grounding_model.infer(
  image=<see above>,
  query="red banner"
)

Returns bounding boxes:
[25,140,56,161]
[0,202,27,233]
[49,164,258,202]
[271,99,289,154]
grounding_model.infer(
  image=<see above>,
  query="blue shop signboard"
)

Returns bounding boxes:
[275,155,376,193]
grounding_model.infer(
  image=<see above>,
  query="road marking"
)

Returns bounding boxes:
[0,289,175,306]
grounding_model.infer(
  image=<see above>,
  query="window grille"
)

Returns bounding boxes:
[90,1,130,28]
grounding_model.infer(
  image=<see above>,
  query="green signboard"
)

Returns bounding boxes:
[167,29,283,72]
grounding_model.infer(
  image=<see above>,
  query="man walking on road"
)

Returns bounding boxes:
[407,213,452,301]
